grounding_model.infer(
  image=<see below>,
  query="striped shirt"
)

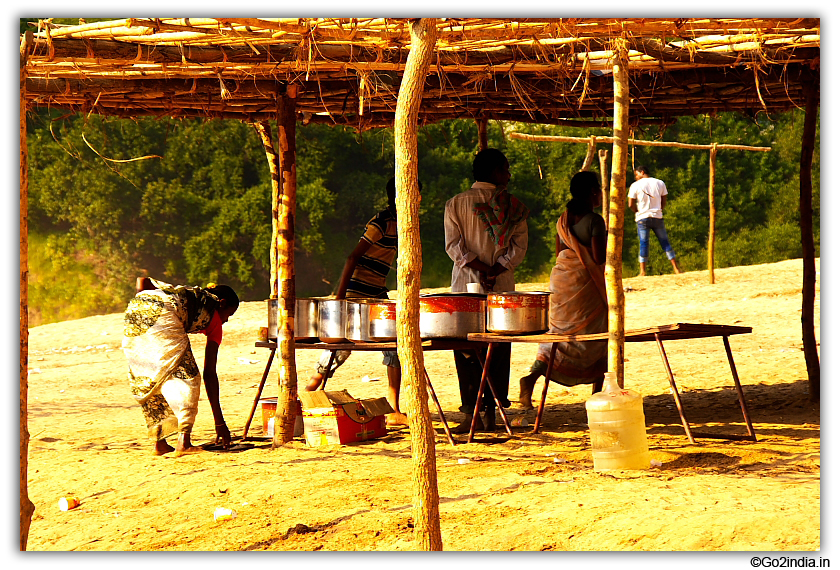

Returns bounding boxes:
[346,209,398,298]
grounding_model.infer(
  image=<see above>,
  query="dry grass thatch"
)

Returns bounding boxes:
[22,17,819,128]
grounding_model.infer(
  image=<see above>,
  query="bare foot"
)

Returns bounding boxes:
[518,374,538,410]
[173,446,204,458]
[452,414,483,434]
[386,412,410,428]
[153,440,175,456]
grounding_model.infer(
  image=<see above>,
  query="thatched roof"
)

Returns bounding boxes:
[22,18,820,128]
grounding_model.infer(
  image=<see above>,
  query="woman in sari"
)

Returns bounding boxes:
[122,277,239,456]
[519,171,608,409]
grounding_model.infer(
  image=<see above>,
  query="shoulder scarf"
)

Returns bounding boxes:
[473,188,530,248]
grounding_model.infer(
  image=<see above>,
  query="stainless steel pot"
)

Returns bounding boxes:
[318,299,347,343]
[267,298,321,340]
[267,299,278,339]
[295,298,320,341]
[346,299,377,343]
[368,299,397,342]
[419,293,486,339]
[486,291,549,334]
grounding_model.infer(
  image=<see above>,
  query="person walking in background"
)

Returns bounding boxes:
[444,148,529,432]
[627,165,682,276]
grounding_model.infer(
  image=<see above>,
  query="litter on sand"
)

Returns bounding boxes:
[214,507,237,522]
[361,375,380,382]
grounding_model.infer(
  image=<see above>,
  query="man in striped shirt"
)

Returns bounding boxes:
[305,178,407,427]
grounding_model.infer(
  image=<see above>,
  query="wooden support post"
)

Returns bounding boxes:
[581,134,597,171]
[799,74,820,402]
[273,84,300,445]
[708,143,718,284]
[20,30,35,552]
[606,38,629,388]
[394,18,442,551]
[476,117,488,151]
[599,148,610,223]
[254,120,281,299]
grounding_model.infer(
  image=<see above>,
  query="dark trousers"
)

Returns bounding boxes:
[454,344,512,414]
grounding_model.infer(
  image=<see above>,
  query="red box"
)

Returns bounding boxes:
[299,390,393,447]
[259,397,303,437]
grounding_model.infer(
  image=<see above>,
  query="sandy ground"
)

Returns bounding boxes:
[23,258,820,553]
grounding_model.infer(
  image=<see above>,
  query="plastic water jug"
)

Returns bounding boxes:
[585,372,650,470]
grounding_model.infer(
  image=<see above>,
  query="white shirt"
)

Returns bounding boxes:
[444,182,529,293]
[628,176,668,222]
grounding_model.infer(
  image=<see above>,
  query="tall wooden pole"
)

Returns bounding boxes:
[606,38,629,388]
[394,18,442,551]
[255,120,281,298]
[273,84,300,444]
[477,117,488,151]
[799,73,820,402]
[20,31,36,551]
[707,143,718,284]
[598,148,610,224]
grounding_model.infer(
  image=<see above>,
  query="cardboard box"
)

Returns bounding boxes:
[299,389,394,447]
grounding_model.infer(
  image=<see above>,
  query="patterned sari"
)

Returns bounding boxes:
[533,211,608,385]
[122,279,221,441]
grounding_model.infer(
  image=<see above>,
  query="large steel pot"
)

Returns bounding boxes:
[295,298,320,341]
[267,299,278,339]
[346,299,378,343]
[486,291,550,334]
[267,298,321,341]
[318,299,347,343]
[368,299,397,342]
[419,293,486,339]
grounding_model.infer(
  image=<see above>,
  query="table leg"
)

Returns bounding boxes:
[468,343,495,442]
[320,350,337,390]
[654,333,696,444]
[242,346,276,439]
[472,345,513,437]
[722,336,758,441]
[424,368,456,446]
[532,342,558,434]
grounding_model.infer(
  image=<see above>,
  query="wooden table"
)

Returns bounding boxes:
[468,323,757,444]
[244,338,490,446]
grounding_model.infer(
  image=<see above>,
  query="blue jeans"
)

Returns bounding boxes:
[636,217,677,263]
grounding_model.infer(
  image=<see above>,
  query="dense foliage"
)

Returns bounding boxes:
[26,108,819,325]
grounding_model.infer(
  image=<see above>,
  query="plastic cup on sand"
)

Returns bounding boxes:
[58,497,80,511]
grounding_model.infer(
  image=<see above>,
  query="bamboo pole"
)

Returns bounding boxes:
[20,30,36,551]
[394,18,442,551]
[707,143,718,284]
[598,148,610,223]
[509,131,771,152]
[254,120,281,298]
[477,117,488,151]
[799,74,820,403]
[606,38,629,388]
[273,84,300,445]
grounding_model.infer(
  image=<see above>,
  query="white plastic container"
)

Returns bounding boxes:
[585,372,650,470]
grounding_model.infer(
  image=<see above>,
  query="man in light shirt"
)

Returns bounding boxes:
[444,148,529,432]
[627,165,682,276]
